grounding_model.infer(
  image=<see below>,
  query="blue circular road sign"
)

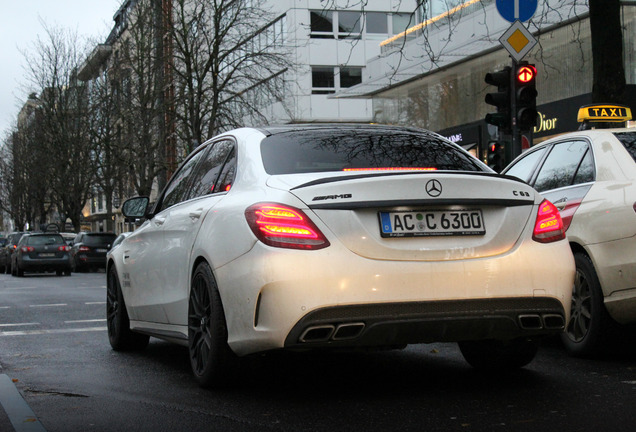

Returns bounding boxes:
[496,0,538,23]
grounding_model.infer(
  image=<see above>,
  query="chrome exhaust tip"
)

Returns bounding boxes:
[332,323,365,341]
[299,325,335,343]
[518,314,543,330]
[542,314,565,330]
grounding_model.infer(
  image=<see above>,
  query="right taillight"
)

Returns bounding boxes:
[245,203,330,250]
[533,199,566,243]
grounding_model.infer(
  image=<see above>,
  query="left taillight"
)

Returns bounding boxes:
[245,203,330,250]
[533,199,566,243]
[20,246,34,253]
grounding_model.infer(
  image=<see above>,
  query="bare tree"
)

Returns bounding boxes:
[21,25,96,232]
[116,0,166,196]
[170,0,294,154]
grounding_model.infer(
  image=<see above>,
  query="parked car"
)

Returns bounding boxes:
[11,232,72,277]
[0,232,26,274]
[70,232,117,272]
[502,126,636,356]
[107,124,574,387]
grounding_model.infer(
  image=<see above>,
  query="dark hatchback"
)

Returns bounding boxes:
[11,233,72,277]
[1,232,26,274]
[71,232,117,272]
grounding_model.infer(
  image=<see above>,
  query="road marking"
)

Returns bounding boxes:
[85,301,106,305]
[0,323,40,327]
[28,304,68,308]
[64,319,106,324]
[0,327,106,336]
[0,306,9,309]
[0,374,47,431]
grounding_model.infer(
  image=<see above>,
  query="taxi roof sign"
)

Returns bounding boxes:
[577,104,632,123]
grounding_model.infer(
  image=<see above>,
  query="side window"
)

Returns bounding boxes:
[160,149,207,210]
[213,148,237,193]
[572,147,595,185]
[504,146,548,183]
[188,140,235,199]
[533,141,590,192]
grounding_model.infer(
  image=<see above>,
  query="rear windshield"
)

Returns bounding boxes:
[84,234,117,246]
[614,132,636,162]
[26,235,65,246]
[260,129,487,174]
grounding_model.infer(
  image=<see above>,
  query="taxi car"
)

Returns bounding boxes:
[107,124,574,387]
[502,104,636,356]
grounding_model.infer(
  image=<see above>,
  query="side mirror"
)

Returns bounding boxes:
[122,197,150,219]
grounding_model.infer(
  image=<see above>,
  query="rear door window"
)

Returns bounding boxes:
[533,140,592,192]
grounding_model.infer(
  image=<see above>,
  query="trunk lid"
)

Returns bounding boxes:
[269,172,539,261]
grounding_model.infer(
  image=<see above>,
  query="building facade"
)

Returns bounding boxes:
[335,0,636,161]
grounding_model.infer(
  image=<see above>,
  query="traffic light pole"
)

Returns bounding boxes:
[510,58,521,162]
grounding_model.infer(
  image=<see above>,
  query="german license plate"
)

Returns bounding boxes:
[96,249,108,253]
[39,253,55,257]
[379,209,485,237]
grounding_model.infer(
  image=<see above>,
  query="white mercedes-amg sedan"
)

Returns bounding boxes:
[107,124,574,387]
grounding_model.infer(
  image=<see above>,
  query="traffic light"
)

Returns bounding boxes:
[515,63,538,131]
[487,141,505,172]
[484,66,512,134]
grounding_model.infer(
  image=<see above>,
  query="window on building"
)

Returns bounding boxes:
[340,67,362,88]
[312,67,335,94]
[310,10,334,38]
[392,12,416,36]
[365,12,388,34]
[338,11,362,38]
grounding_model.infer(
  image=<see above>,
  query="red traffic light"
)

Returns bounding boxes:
[516,65,536,83]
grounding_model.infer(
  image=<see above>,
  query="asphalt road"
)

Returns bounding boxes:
[1,271,636,432]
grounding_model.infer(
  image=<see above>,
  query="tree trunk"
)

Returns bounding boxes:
[589,0,626,103]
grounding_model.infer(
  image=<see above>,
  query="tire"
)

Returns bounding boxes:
[56,270,63,276]
[64,269,72,276]
[560,253,613,357]
[458,338,539,370]
[107,266,149,351]
[188,262,236,388]
[0,264,4,273]
[16,265,24,277]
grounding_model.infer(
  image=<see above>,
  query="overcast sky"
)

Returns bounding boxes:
[0,1,123,136]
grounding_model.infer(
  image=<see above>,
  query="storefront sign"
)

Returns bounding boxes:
[533,111,558,134]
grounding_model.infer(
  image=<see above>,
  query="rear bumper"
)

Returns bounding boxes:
[215,236,574,356]
[284,297,566,349]
[18,256,71,271]
[76,255,107,267]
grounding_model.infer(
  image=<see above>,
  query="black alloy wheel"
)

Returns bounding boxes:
[106,266,149,351]
[561,252,612,357]
[188,262,236,388]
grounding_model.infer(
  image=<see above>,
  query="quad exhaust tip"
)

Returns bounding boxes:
[518,314,565,331]
[299,323,365,343]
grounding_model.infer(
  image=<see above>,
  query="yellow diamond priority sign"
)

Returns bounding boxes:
[499,20,537,62]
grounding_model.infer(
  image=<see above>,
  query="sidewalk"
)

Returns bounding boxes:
[0,374,47,432]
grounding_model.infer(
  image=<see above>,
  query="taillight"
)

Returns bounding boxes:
[245,203,330,250]
[58,245,70,252]
[20,246,34,253]
[559,198,583,232]
[533,199,566,243]
[79,246,90,252]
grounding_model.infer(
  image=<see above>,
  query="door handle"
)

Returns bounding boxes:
[189,209,203,220]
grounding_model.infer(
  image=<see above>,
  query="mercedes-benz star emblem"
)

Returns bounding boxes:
[425,179,442,197]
